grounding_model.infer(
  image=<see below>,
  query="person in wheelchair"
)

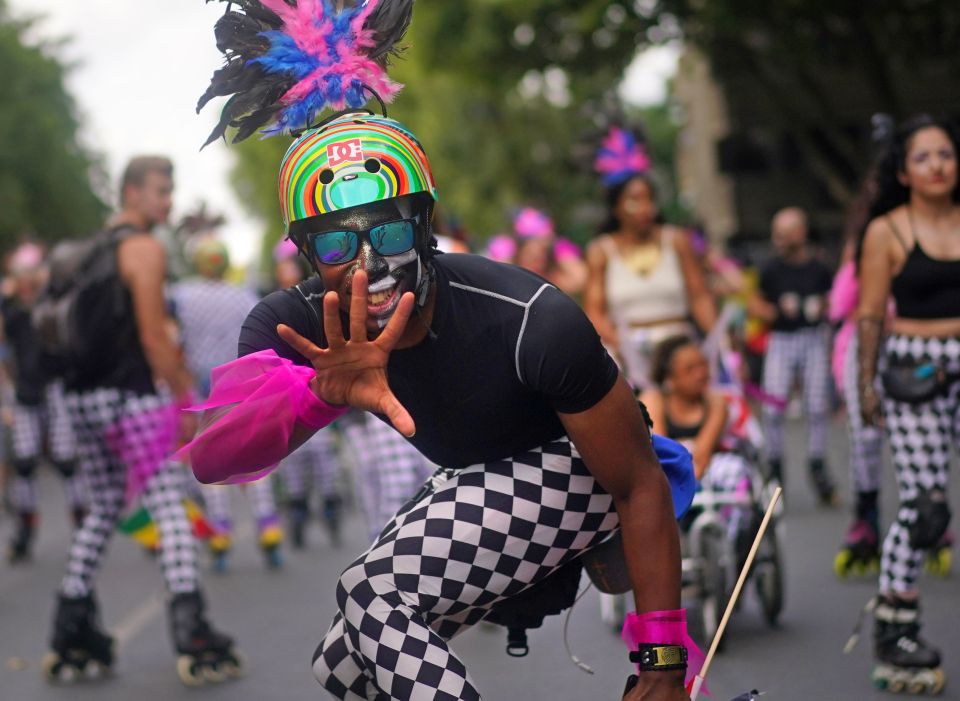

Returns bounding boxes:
[641,335,784,634]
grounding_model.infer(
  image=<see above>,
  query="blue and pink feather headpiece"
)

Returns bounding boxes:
[198,0,413,145]
[594,126,651,188]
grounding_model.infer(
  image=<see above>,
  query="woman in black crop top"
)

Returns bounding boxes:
[855,114,959,691]
[640,337,728,482]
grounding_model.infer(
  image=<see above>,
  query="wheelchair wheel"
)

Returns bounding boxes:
[753,523,784,626]
[693,526,729,648]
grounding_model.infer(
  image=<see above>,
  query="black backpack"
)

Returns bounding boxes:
[32,225,135,384]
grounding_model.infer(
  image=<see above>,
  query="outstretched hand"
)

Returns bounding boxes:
[277,270,416,437]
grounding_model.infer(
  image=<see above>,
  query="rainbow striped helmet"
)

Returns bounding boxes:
[277,113,438,228]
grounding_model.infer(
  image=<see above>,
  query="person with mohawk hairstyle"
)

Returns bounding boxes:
[187,1,697,699]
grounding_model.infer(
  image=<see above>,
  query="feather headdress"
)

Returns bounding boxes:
[594,126,651,188]
[198,0,413,146]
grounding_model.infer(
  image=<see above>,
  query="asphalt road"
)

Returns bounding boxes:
[1,418,958,701]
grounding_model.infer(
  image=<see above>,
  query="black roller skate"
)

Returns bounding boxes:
[835,491,880,578]
[7,512,36,564]
[322,494,343,548]
[924,529,953,578]
[288,496,309,550]
[42,593,114,683]
[871,596,945,695]
[169,590,243,685]
[809,458,838,507]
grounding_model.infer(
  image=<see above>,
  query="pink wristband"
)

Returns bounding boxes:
[622,610,705,690]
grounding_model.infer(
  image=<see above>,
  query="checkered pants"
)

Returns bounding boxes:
[60,388,198,598]
[762,326,831,460]
[880,334,958,593]
[201,476,279,536]
[7,381,85,514]
[312,437,619,701]
[282,428,342,502]
[342,413,435,542]
[841,332,883,493]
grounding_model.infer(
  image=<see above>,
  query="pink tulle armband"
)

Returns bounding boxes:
[622,609,705,690]
[176,350,346,485]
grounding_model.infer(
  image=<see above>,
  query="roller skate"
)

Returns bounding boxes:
[809,458,838,507]
[288,496,309,550]
[258,516,284,570]
[208,520,232,574]
[924,530,953,578]
[834,520,880,578]
[322,494,343,548]
[42,593,114,683]
[871,596,945,695]
[7,512,36,564]
[169,590,243,685]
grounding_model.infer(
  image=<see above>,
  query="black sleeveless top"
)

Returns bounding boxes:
[888,218,960,320]
[665,400,706,442]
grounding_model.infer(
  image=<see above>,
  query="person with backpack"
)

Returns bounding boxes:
[185,3,697,699]
[1,242,86,563]
[39,156,241,685]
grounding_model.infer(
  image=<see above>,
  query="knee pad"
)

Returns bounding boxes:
[12,458,38,478]
[904,489,951,549]
[52,459,77,479]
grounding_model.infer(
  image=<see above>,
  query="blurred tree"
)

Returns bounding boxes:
[225,0,687,264]
[651,0,960,206]
[0,1,106,249]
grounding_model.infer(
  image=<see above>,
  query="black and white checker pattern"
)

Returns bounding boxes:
[201,474,279,534]
[762,326,831,460]
[880,334,959,593]
[843,332,883,493]
[342,413,435,542]
[312,437,619,701]
[60,388,198,598]
[168,279,260,394]
[281,427,342,502]
[8,380,84,515]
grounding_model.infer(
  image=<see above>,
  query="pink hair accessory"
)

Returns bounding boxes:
[486,234,517,263]
[176,350,347,485]
[513,207,554,240]
[553,238,581,261]
[622,609,706,691]
[9,243,44,273]
[273,237,301,262]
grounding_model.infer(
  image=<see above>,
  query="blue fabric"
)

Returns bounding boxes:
[652,434,696,518]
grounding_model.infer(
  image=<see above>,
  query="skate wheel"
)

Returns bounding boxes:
[221,650,246,678]
[925,549,951,578]
[201,662,227,683]
[833,549,852,579]
[176,655,205,686]
[889,679,906,693]
[42,653,78,684]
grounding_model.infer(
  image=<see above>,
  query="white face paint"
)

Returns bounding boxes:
[365,247,421,329]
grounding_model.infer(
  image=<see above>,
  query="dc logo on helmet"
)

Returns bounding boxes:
[327,139,364,167]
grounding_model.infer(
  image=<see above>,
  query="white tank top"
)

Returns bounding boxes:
[601,228,690,326]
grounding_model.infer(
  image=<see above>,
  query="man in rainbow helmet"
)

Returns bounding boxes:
[187,2,697,699]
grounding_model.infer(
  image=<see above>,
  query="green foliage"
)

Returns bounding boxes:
[0,1,106,249]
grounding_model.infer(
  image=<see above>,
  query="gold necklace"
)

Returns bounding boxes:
[622,240,661,276]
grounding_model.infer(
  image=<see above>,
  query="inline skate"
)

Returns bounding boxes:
[42,593,114,682]
[169,590,243,685]
[871,596,945,695]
